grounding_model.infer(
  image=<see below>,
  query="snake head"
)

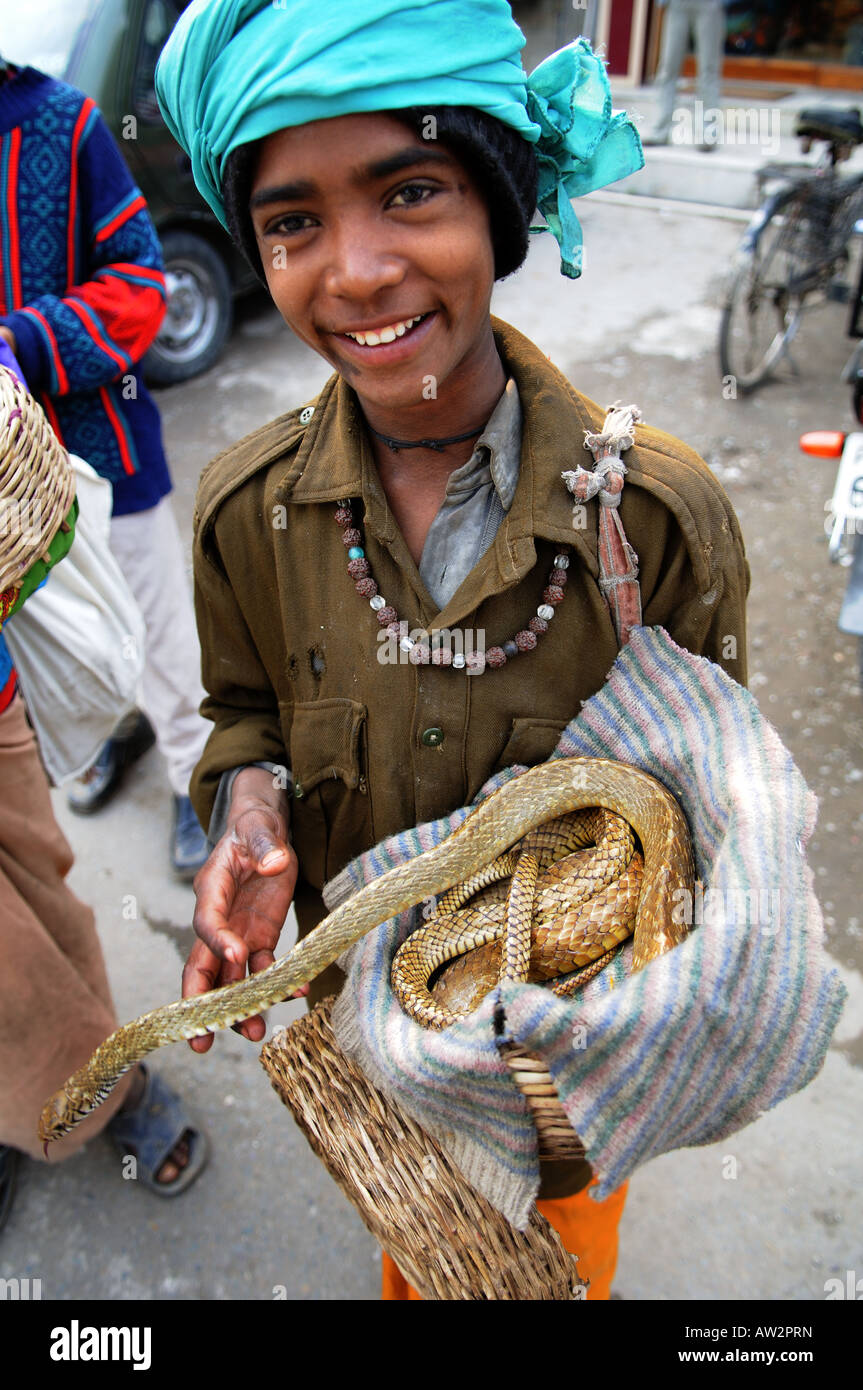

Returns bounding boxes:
[38,1081,90,1148]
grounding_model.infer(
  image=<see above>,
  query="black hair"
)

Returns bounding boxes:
[222,141,261,280]
[221,106,538,284]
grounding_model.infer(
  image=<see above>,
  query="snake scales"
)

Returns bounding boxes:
[392,807,646,1029]
[38,758,693,1145]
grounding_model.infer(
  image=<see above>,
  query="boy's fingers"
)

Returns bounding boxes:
[233,1015,266,1041]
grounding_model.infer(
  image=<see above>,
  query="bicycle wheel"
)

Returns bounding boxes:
[719,202,806,393]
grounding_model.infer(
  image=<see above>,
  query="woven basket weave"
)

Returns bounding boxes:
[260,996,587,1300]
[501,1043,587,1161]
[0,366,75,593]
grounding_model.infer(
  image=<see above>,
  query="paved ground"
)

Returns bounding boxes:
[3,191,862,1301]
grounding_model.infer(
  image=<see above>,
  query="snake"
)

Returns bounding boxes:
[38,757,694,1145]
[392,808,646,1029]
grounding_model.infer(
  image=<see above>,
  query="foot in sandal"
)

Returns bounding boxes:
[107,1066,208,1195]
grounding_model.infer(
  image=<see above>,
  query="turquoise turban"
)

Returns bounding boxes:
[155,0,643,279]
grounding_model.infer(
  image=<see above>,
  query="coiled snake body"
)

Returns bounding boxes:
[392,807,647,1029]
[39,758,693,1145]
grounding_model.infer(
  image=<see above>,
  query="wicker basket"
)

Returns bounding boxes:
[259,802,678,1293]
[500,1043,587,1162]
[260,996,587,1300]
[0,366,75,594]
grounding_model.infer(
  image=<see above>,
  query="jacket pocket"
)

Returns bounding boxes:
[280,697,374,889]
[494,716,569,771]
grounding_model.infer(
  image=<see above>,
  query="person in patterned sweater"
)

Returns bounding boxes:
[0,57,209,877]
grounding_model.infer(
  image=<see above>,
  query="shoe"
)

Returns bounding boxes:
[107,1067,209,1197]
[171,794,209,881]
[67,711,156,815]
[0,1145,19,1234]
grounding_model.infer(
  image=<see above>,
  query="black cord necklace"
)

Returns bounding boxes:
[366,422,486,453]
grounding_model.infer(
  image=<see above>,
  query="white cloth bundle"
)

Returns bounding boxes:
[5,455,145,784]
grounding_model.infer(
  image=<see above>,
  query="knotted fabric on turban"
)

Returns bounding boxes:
[155,0,643,279]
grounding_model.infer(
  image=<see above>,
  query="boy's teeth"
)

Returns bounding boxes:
[346,314,422,345]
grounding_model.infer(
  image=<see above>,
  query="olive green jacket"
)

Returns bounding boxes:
[191,316,749,934]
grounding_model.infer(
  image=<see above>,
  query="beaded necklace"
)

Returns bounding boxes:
[335,498,570,672]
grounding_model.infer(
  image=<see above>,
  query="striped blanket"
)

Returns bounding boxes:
[327,627,846,1229]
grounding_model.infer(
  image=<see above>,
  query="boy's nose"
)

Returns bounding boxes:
[323,221,406,301]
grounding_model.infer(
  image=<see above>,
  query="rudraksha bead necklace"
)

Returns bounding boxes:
[335,498,570,672]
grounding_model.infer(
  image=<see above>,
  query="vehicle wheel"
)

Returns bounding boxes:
[718,208,805,394]
[145,231,233,385]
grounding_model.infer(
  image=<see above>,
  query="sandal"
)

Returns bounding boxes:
[107,1068,209,1197]
[0,1145,19,1234]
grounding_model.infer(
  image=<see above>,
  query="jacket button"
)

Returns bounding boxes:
[299,405,315,424]
[421,727,444,747]
[294,779,304,798]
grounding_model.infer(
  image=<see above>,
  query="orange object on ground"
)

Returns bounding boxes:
[381,1177,628,1300]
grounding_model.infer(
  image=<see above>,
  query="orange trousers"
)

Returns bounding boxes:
[381,1177,628,1300]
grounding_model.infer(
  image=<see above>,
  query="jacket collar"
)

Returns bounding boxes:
[199,314,721,630]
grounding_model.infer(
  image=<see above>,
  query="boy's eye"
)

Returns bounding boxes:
[264,213,316,237]
[388,182,435,208]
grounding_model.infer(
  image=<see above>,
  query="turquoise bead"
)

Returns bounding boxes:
[348,546,364,560]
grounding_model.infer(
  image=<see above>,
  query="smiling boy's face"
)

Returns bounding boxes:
[249,112,497,419]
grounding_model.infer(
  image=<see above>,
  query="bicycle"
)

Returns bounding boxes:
[718,106,863,395]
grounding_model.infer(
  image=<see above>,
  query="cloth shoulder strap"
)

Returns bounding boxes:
[561,401,643,646]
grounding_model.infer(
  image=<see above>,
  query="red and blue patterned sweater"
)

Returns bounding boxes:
[0,67,174,710]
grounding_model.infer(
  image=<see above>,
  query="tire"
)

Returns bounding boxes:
[145,231,233,386]
[718,204,805,394]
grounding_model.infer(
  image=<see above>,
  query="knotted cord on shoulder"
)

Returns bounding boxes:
[561,401,643,645]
